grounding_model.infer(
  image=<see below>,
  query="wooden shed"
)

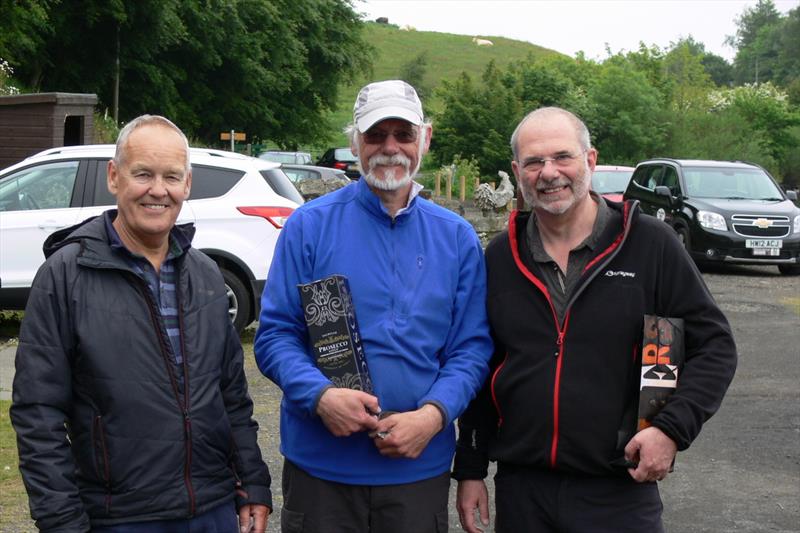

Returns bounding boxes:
[0,92,98,169]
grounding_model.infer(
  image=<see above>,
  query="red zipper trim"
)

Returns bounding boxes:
[490,353,509,427]
[584,201,630,273]
[507,212,569,468]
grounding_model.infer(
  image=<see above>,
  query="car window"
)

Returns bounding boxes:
[683,167,784,200]
[632,166,663,190]
[283,169,314,183]
[334,148,358,162]
[260,169,305,205]
[591,170,632,193]
[93,163,245,206]
[0,161,79,212]
[660,166,681,196]
[261,153,297,164]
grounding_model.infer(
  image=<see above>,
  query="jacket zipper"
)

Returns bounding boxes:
[506,206,635,469]
[132,271,196,516]
[92,415,112,513]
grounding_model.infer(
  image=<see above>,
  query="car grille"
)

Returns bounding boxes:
[731,214,791,238]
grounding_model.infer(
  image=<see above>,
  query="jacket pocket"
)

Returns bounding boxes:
[91,415,112,513]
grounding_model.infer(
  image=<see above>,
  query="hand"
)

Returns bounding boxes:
[316,388,380,437]
[456,479,490,533]
[237,503,269,533]
[624,426,678,483]
[371,404,443,459]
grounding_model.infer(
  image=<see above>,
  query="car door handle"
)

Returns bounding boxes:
[38,220,67,230]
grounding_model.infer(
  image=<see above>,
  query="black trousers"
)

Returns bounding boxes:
[281,459,449,533]
[494,464,664,533]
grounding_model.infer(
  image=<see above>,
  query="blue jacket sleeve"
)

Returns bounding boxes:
[253,211,334,416]
[417,224,493,426]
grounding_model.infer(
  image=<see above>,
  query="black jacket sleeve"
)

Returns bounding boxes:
[219,319,273,511]
[650,224,738,450]
[10,255,92,533]
[452,337,504,480]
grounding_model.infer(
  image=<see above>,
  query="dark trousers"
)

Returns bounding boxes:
[494,465,664,533]
[281,459,449,533]
[91,501,237,533]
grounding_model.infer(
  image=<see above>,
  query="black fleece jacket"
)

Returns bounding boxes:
[11,212,271,532]
[453,200,737,479]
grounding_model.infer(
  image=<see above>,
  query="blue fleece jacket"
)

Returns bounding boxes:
[254,178,493,484]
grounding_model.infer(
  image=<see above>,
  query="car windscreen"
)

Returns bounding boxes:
[260,169,305,205]
[334,148,358,162]
[591,170,633,194]
[683,167,784,200]
[261,153,297,164]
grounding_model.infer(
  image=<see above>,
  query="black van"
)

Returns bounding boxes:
[623,158,800,275]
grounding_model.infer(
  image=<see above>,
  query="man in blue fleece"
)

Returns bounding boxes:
[254,80,493,532]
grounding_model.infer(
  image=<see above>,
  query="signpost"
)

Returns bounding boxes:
[220,130,246,151]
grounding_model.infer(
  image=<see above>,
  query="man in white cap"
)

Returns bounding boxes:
[254,80,493,532]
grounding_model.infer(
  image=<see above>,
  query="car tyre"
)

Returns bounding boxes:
[676,226,691,254]
[778,264,800,276]
[220,267,252,334]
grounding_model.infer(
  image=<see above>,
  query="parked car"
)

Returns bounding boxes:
[623,158,800,275]
[0,145,304,332]
[258,150,312,165]
[281,164,351,201]
[591,164,635,202]
[316,147,360,180]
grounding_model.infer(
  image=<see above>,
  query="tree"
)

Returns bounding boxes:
[584,63,667,165]
[433,62,521,178]
[663,40,714,112]
[701,53,734,87]
[728,0,782,84]
[398,51,430,102]
[2,0,372,147]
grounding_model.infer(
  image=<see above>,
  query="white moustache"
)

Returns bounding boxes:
[369,154,411,170]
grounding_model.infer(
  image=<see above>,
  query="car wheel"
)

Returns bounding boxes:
[220,267,252,334]
[676,226,691,254]
[778,264,800,276]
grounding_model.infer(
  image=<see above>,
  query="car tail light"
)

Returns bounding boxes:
[237,206,295,229]
[333,162,348,170]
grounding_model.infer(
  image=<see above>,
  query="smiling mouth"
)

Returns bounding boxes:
[540,184,569,195]
[142,204,168,210]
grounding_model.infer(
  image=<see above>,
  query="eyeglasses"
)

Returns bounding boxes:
[520,150,587,172]
[130,171,187,186]
[362,127,419,145]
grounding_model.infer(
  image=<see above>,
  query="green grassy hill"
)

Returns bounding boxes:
[314,21,562,151]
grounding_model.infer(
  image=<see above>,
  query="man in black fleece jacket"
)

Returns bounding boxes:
[453,107,736,533]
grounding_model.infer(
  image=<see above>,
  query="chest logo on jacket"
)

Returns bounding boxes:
[604,270,636,278]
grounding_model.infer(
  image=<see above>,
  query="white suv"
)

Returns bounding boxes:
[0,145,304,332]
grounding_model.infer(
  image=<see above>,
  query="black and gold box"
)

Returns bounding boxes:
[298,275,373,393]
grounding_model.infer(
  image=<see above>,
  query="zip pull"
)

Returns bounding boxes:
[554,330,566,357]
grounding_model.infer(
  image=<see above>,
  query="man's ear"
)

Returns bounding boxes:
[184,170,192,198]
[107,160,119,195]
[421,124,433,155]
[587,148,598,172]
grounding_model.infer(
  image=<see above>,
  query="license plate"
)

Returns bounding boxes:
[752,248,780,256]
[746,239,782,249]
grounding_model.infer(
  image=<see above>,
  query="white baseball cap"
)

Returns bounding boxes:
[353,80,424,132]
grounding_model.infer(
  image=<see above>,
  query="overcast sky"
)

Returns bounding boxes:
[354,0,798,62]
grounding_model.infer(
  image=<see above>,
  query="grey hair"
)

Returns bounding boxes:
[113,114,191,170]
[510,107,591,161]
[345,121,432,157]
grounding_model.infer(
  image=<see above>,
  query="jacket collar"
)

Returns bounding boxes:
[355,176,421,224]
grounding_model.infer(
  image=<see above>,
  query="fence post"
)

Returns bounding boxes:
[446,170,452,201]
[435,171,441,197]
[459,174,466,202]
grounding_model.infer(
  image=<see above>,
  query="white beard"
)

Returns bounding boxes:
[363,153,416,191]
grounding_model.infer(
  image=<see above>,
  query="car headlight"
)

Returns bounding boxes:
[794,215,800,234]
[697,210,727,231]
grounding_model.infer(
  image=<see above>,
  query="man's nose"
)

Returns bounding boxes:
[380,133,401,154]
